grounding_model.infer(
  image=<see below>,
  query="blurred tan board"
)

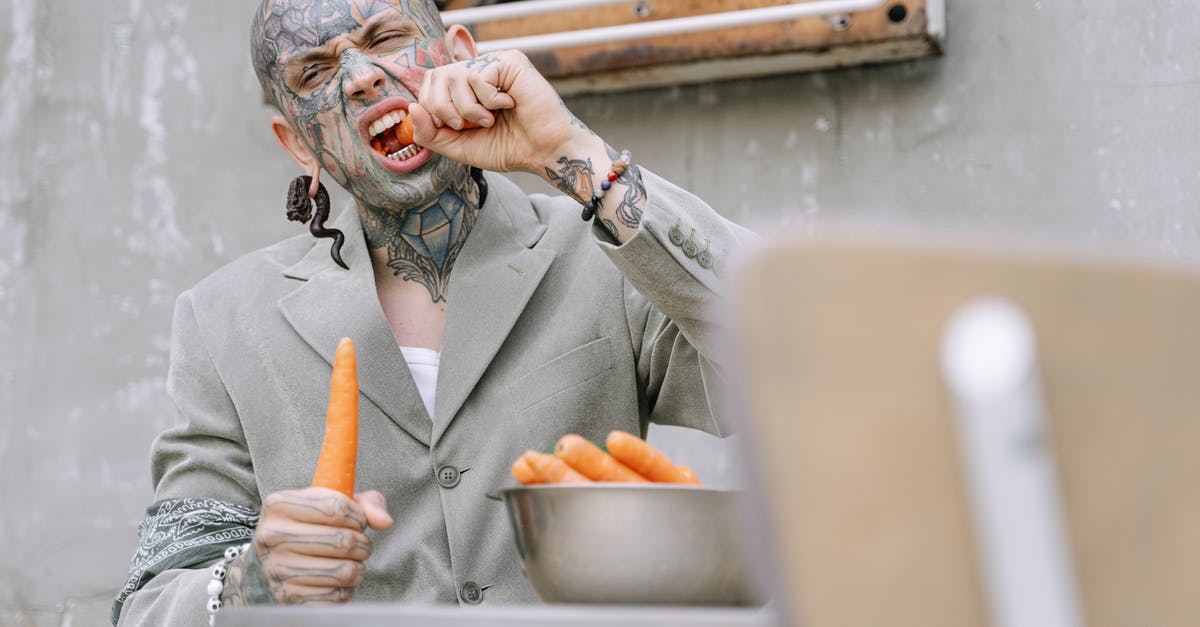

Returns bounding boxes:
[466,0,943,95]
[728,234,1200,627]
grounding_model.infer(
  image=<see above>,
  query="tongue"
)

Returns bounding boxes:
[380,126,408,156]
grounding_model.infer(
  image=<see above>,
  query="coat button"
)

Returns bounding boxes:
[460,581,484,605]
[697,249,713,269]
[681,239,699,259]
[436,465,461,488]
[668,226,685,246]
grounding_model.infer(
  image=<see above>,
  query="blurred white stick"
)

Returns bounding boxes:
[940,298,1085,627]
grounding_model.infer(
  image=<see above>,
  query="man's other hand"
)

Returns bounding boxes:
[221,488,393,606]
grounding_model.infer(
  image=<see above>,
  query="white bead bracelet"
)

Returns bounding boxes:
[206,542,252,626]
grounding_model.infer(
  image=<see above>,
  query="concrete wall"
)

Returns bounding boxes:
[3,0,1198,623]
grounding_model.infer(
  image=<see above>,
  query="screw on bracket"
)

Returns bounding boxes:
[825,13,852,31]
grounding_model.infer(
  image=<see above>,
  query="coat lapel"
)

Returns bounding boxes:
[432,173,554,445]
[279,208,433,447]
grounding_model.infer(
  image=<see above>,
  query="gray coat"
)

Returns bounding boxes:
[115,170,749,625]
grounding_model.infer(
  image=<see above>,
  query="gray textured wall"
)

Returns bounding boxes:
[3,0,1199,624]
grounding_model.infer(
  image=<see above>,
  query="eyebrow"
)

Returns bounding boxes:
[285,11,412,68]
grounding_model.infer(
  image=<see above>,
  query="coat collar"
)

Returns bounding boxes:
[278,173,554,448]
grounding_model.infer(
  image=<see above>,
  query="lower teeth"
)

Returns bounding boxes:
[387,145,420,161]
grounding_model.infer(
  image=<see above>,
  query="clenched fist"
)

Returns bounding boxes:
[221,487,393,606]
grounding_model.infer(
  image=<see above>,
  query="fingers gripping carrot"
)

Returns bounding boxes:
[394,114,481,147]
[523,451,591,483]
[311,337,358,497]
[554,434,648,482]
[606,430,701,485]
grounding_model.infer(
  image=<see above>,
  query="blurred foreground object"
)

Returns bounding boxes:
[728,233,1200,627]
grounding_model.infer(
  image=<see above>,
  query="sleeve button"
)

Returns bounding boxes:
[697,249,713,269]
[681,239,699,259]
[668,226,685,246]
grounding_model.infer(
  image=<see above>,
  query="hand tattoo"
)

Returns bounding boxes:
[221,547,274,607]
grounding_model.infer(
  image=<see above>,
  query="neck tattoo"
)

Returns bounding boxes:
[360,167,481,303]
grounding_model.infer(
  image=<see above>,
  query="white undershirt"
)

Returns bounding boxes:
[399,346,440,420]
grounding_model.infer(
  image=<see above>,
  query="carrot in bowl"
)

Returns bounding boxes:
[524,451,591,484]
[512,453,542,485]
[311,337,358,497]
[554,434,648,483]
[606,430,701,485]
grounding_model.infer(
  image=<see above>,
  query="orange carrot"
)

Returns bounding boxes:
[554,434,648,482]
[311,337,358,497]
[523,451,591,483]
[394,114,481,146]
[511,453,542,485]
[677,466,702,486]
[606,430,699,484]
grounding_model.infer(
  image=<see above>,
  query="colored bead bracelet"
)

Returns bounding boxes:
[581,150,633,221]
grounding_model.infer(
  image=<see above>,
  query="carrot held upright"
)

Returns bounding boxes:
[311,337,359,497]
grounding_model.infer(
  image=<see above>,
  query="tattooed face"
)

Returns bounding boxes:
[252,0,465,212]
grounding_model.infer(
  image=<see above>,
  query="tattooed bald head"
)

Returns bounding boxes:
[251,0,446,109]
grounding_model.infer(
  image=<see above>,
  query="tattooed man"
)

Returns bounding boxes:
[114,1,752,624]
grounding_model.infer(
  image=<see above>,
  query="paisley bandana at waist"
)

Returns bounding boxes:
[112,498,259,625]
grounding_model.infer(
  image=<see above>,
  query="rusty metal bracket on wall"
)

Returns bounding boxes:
[444,0,946,95]
[445,0,890,54]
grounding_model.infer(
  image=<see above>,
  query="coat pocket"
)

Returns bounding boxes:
[509,337,613,412]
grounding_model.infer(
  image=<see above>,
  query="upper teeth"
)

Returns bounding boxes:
[369,111,406,138]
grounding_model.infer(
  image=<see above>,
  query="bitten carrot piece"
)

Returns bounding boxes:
[311,337,358,497]
[554,434,648,482]
[395,114,481,147]
[512,454,542,485]
[606,430,699,484]
[524,451,591,483]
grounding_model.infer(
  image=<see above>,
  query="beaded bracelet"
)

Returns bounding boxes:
[206,542,251,626]
[581,149,633,221]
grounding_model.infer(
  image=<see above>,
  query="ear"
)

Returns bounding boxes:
[271,115,318,172]
[444,24,478,62]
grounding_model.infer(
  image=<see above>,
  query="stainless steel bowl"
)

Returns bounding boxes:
[499,484,765,605]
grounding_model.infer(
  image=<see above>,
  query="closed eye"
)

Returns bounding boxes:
[369,30,413,50]
[300,64,333,88]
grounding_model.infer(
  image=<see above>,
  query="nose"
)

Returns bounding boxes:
[341,51,386,101]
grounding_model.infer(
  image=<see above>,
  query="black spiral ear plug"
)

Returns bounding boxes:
[286,175,347,270]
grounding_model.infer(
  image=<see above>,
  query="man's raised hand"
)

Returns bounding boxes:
[409,49,603,177]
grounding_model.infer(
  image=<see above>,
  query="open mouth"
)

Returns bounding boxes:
[367,109,421,162]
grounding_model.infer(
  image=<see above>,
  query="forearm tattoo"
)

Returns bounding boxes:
[546,156,596,205]
[607,144,645,230]
[547,145,646,234]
